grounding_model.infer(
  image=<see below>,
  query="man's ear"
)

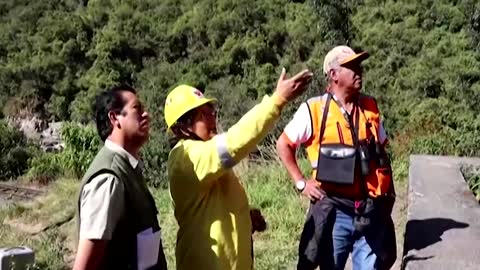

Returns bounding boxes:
[329,69,338,82]
[108,111,120,128]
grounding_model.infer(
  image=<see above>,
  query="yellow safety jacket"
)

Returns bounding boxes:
[167,94,286,270]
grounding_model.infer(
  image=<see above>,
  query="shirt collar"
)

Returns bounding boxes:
[330,93,354,117]
[104,139,139,169]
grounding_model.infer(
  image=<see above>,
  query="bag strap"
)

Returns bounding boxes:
[350,105,360,147]
[329,94,360,147]
[318,93,332,145]
[318,93,361,146]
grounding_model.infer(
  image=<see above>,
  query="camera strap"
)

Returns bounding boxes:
[318,93,362,150]
[329,93,360,147]
[318,94,331,143]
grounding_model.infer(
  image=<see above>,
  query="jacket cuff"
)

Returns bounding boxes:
[271,92,288,109]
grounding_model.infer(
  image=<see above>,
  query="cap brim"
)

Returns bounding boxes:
[340,51,370,66]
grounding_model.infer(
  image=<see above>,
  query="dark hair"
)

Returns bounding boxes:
[168,108,203,148]
[94,84,136,141]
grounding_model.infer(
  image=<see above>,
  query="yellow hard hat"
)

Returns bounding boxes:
[164,84,217,129]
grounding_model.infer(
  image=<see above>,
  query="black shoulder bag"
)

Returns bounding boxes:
[315,94,360,185]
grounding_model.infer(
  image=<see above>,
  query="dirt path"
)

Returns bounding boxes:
[390,181,408,270]
[0,182,44,207]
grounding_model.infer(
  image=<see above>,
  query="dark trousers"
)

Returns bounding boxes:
[297,198,396,270]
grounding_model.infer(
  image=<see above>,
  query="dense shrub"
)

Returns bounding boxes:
[59,122,101,178]
[27,122,101,181]
[26,153,62,184]
[141,131,170,187]
[0,120,32,180]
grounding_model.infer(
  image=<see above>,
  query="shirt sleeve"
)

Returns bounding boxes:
[79,173,125,240]
[282,102,313,146]
[177,93,287,182]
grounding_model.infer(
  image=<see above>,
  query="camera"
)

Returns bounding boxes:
[359,145,370,176]
[358,135,390,176]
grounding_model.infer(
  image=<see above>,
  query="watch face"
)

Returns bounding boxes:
[296,180,305,190]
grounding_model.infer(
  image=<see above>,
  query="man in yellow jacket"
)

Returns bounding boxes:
[164,68,313,270]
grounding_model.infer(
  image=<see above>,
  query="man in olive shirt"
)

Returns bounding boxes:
[73,85,167,270]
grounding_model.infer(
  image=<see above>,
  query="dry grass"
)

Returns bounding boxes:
[0,178,78,270]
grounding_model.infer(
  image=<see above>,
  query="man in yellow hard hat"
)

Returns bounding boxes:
[164,68,313,270]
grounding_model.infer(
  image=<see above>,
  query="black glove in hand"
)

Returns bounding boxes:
[250,208,267,233]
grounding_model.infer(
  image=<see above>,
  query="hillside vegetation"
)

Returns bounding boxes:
[1,0,480,182]
[1,0,480,185]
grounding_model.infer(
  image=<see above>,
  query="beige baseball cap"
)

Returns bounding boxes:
[323,45,370,75]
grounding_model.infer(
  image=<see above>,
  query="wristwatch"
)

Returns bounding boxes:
[295,179,306,192]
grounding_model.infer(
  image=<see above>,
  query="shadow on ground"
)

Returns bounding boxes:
[402,218,469,269]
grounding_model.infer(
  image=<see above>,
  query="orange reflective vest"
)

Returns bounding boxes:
[304,93,392,199]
